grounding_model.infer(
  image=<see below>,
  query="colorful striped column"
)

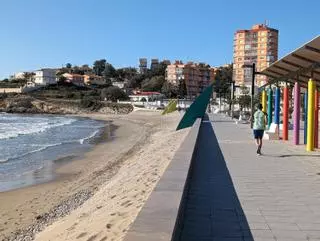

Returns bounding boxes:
[274,87,280,125]
[283,86,289,140]
[307,79,315,151]
[267,88,273,128]
[304,93,308,145]
[314,89,319,148]
[293,82,300,145]
[262,90,267,113]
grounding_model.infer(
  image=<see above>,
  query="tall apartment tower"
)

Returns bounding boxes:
[150,59,159,70]
[233,24,279,88]
[139,58,148,73]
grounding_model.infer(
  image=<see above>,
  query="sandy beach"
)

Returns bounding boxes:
[0,110,189,241]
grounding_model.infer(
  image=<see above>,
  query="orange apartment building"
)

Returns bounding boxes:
[62,73,85,86]
[83,74,105,86]
[166,61,216,97]
[233,24,279,91]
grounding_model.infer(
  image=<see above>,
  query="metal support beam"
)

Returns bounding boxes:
[261,61,320,88]
[305,45,320,54]
[292,53,317,64]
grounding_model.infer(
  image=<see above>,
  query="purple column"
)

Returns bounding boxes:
[293,82,300,145]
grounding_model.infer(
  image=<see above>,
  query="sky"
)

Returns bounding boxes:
[0,0,319,79]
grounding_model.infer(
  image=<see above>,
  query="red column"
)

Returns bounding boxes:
[283,87,289,140]
[315,90,319,148]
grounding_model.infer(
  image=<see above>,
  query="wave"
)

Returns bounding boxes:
[0,117,77,140]
[79,130,100,144]
[1,130,100,164]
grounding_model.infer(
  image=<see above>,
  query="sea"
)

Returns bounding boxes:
[0,113,106,192]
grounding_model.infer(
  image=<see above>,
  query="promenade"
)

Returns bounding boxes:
[177,114,320,241]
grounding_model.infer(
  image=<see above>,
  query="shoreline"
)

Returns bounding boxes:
[0,110,188,241]
[0,114,112,193]
[1,113,150,240]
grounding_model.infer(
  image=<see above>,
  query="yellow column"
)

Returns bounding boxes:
[262,90,267,113]
[307,79,315,151]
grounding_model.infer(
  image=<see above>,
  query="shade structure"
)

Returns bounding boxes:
[259,35,320,89]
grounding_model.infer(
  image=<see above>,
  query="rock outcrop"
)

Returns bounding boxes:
[0,95,133,115]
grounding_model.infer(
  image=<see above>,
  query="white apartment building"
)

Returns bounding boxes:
[34,69,57,85]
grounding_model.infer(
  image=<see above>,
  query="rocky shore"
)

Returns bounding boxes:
[0,95,133,115]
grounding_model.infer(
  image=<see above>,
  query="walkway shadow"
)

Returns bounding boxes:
[172,116,254,241]
[264,154,320,158]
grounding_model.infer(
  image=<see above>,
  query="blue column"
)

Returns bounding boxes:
[304,92,308,145]
[274,87,280,125]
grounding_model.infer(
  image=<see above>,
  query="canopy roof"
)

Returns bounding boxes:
[260,35,320,88]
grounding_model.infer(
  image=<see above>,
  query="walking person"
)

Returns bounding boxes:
[253,103,267,155]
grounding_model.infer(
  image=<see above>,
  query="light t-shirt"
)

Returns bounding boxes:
[253,110,265,130]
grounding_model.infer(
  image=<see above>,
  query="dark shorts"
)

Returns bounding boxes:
[253,130,264,139]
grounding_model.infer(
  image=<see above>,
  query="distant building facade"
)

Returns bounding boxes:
[166,61,216,97]
[139,58,148,73]
[233,24,278,89]
[129,91,163,102]
[84,74,105,86]
[112,81,125,89]
[150,59,159,70]
[34,69,57,85]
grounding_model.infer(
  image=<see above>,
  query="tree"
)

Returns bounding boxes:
[101,86,128,102]
[116,67,137,81]
[127,74,145,88]
[81,64,92,74]
[71,66,84,75]
[93,59,106,76]
[161,81,178,98]
[66,63,72,69]
[103,63,116,84]
[214,64,233,101]
[57,75,67,85]
[150,61,169,77]
[23,72,35,85]
[237,94,251,111]
[178,79,187,98]
[141,76,165,91]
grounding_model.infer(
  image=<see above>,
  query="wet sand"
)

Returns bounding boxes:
[0,110,189,241]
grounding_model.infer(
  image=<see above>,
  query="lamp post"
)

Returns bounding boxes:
[230,80,235,119]
[242,63,257,129]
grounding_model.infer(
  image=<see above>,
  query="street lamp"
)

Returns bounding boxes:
[242,63,261,129]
